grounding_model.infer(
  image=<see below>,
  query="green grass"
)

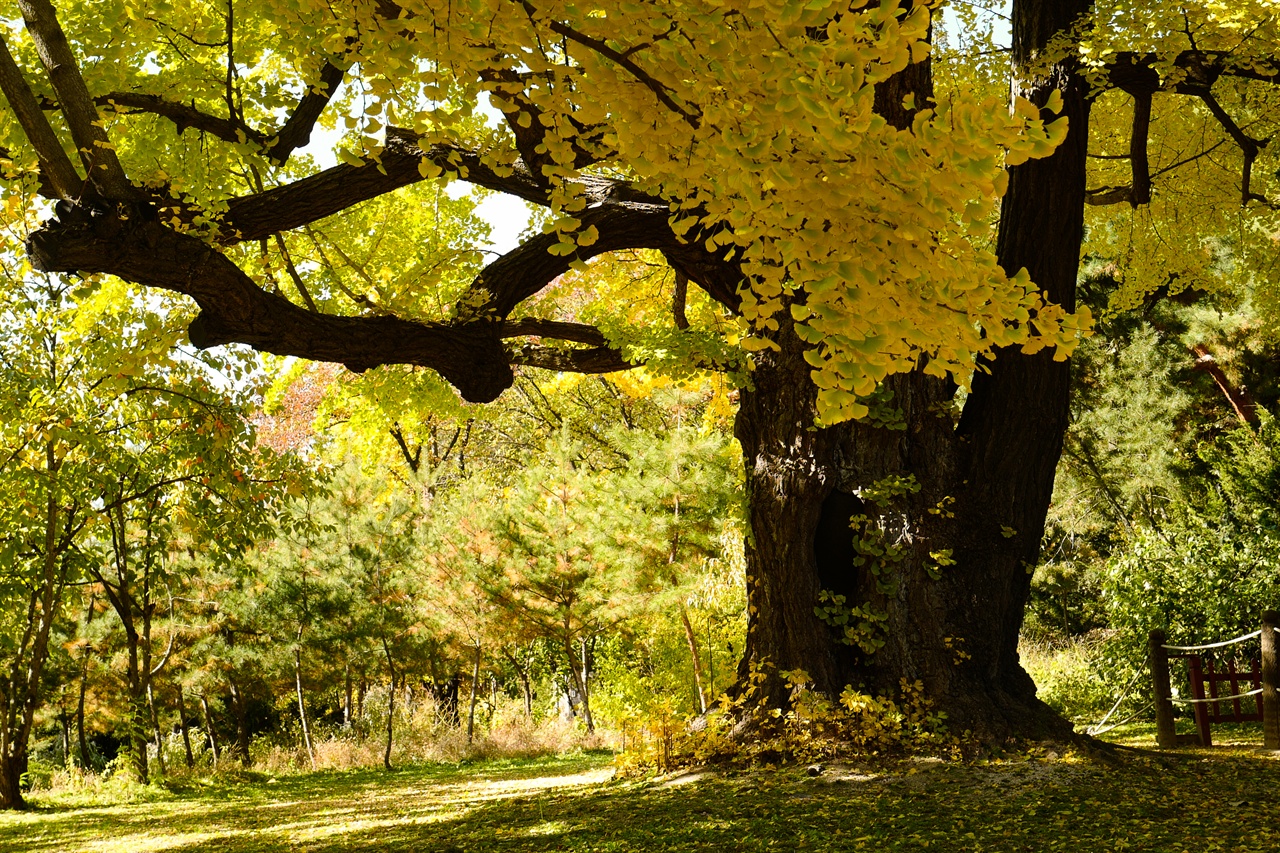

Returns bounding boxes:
[4,734,1278,852]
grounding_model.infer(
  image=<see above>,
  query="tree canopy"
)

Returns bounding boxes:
[5,0,1280,804]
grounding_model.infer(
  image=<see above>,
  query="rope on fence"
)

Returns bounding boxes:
[1162,630,1262,652]
[1087,667,1145,736]
[1169,687,1264,705]
[1088,703,1154,737]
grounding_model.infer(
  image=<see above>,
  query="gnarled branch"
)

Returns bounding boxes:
[26,203,515,402]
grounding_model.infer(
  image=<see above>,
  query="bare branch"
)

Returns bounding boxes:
[0,33,81,198]
[273,233,319,312]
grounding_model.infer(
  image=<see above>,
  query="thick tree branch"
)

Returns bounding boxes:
[220,128,550,242]
[25,204,515,402]
[672,271,690,329]
[98,59,342,165]
[464,201,674,318]
[1083,185,1137,206]
[498,319,608,346]
[1101,51,1277,207]
[480,69,613,180]
[268,60,346,163]
[1193,90,1271,206]
[15,0,134,198]
[0,34,81,198]
[1127,89,1152,205]
[506,343,639,374]
[97,92,267,147]
[1190,344,1257,427]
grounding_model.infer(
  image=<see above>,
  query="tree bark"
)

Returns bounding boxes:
[0,752,26,811]
[732,0,1092,741]
[146,681,166,778]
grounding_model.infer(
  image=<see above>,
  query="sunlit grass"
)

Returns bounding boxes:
[4,732,1279,852]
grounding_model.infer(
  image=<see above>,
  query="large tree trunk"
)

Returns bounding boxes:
[733,0,1092,742]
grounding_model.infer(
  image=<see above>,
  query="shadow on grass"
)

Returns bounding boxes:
[3,746,1278,852]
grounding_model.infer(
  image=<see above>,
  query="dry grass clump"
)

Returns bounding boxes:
[32,694,611,797]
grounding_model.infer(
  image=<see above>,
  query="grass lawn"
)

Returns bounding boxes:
[3,728,1278,852]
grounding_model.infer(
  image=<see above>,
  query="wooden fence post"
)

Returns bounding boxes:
[1149,629,1177,748]
[1262,610,1279,750]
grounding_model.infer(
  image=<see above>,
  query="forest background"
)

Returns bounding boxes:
[1,0,1279,812]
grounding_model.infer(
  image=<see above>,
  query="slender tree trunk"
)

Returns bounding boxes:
[146,681,166,778]
[229,680,251,766]
[59,710,70,768]
[199,694,220,768]
[124,628,149,783]
[562,638,594,733]
[343,665,353,729]
[294,630,315,770]
[680,604,709,714]
[0,443,71,809]
[503,649,534,719]
[175,687,194,769]
[466,644,482,744]
[75,647,90,769]
[383,674,396,771]
[382,638,397,771]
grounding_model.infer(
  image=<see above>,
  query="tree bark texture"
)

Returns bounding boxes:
[732,0,1092,740]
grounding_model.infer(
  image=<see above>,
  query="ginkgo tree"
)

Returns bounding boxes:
[1,0,1278,747]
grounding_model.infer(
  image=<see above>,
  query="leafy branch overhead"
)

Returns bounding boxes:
[0,0,1163,420]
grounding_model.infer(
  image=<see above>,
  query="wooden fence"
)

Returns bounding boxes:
[1149,610,1279,749]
